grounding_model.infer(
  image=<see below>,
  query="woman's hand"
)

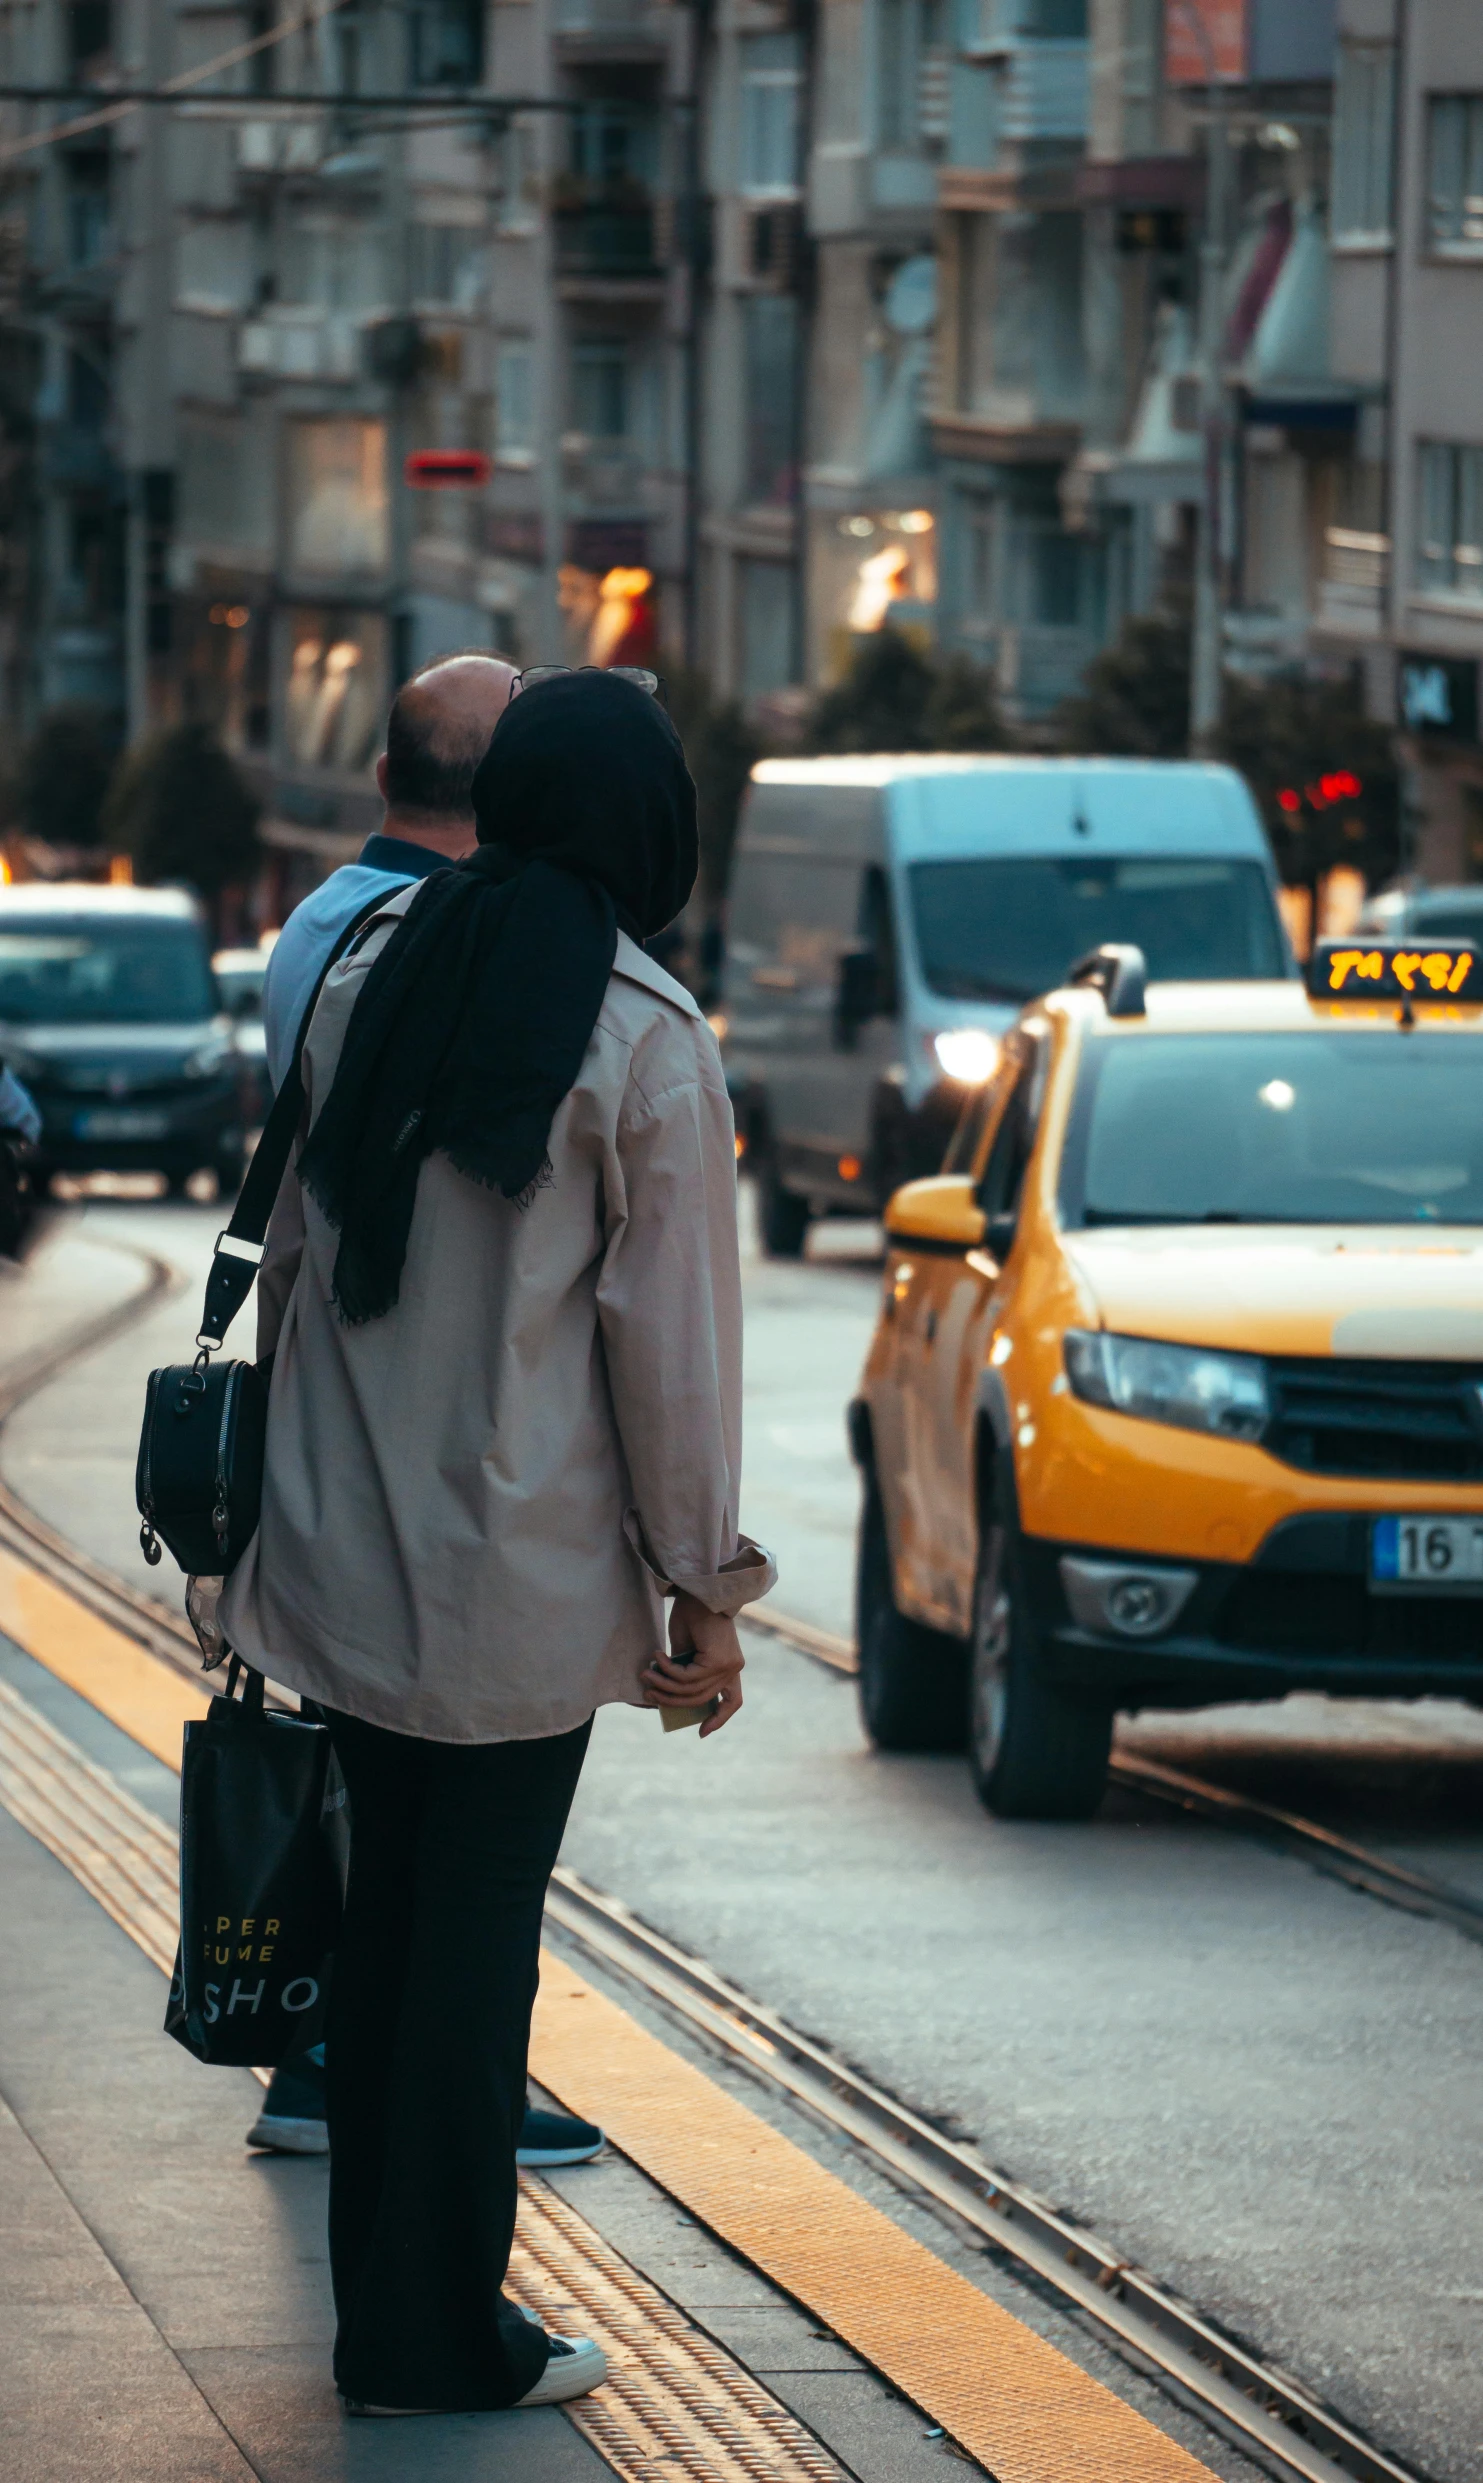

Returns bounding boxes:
[641,1590,745,1737]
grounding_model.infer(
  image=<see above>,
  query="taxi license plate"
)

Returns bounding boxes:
[1371,1515,1483,1592]
[73,1108,169,1140]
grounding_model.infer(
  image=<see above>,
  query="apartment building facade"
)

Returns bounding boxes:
[1319,0,1483,878]
[0,0,700,902]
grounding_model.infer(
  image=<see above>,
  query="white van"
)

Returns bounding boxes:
[720,755,1292,1254]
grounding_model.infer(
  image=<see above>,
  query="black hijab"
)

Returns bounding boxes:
[298,671,698,1323]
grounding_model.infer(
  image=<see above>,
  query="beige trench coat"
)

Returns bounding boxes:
[220,886,775,1742]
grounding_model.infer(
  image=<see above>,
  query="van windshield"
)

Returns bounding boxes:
[0,918,216,1026]
[909,857,1286,1001]
[1062,1031,1483,1227]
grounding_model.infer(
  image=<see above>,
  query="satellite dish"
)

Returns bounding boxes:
[883,255,937,337]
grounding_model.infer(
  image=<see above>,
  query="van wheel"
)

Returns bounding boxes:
[856,1481,967,1752]
[969,1520,1111,1820]
[757,1153,810,1258]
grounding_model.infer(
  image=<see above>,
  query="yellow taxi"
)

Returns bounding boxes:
[850,938,1483,1818]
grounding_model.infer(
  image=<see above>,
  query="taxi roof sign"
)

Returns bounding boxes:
[1306,937,1479,1002]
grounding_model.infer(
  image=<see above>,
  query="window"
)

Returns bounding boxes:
[1062,1033,1483,1231]
[570,104,654,189]
[740,35,801,195]
[908,858,1286,1003]
[739,559,797,698]
[410,223,483,309]
[285,420,389,578]
[281,215,388,312]
[743,296,798,505]
[283,610,388,774]
[1416,441,1483,600]
[0,919,215,1028]
[64,150,110,268]
[496,122,540,232]
[571,340,629,443]
[1428,95,1483,253]
[409,0,482,86]
[495,342,535,462]
[178,413,273,557]
[1332,45,1395,244]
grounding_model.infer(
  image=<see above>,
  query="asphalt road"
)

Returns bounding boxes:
[4,1191,1483,2483]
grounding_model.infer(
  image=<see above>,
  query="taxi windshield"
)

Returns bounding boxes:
[1062,1030,1483,1227]
[0,918,216,1027]
[909,857,1286,1002]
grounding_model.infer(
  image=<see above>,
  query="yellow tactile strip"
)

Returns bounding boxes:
[0,1672,178,1970]
[0,1544,209,1766]
[529,1960,1213,2483]
[0,1564,1218,2483]
[0,1664,848,2483]
[514,2177,844,2483]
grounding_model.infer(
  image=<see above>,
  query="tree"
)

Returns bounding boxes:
[1053,614,1191,758]
[12,705,117,849]
[1216,673,1399,894]
[802,627,1011,755]
[104,723,261,900]
[664,663,764,908]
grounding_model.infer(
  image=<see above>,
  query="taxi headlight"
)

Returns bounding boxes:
[1064,1330,1268,1443]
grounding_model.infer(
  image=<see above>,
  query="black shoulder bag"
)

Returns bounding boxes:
[135,896,389,1581]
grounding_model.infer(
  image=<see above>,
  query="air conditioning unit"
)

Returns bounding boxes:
[742,202,804,290]
[237,120,279,173]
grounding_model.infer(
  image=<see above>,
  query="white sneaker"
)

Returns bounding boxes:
[342,2338,607,2418]
[515,2336,608,2405]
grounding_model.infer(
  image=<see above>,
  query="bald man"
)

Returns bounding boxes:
[261,650,517,1089]
[249,647,605,2173]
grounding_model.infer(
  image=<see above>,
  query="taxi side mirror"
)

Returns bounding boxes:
[882,1174,986,1251]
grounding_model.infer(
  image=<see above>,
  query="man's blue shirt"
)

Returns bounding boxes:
[262,834,453,1089]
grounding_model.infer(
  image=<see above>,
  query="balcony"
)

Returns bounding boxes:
[552,186,665,286]
[957,30,1090,145]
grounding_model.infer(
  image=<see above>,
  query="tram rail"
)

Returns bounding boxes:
[0,1219,1460,2483]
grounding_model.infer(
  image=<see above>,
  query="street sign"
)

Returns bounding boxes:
[1397,650,1479,744]
[403,449,492,490]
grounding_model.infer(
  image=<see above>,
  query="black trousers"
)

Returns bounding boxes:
[321,1707,592,2411]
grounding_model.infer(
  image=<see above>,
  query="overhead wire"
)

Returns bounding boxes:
[0,0,350,164]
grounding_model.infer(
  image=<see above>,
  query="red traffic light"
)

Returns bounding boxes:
[403,449,492,490]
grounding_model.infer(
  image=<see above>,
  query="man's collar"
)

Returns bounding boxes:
[357,832,462,880]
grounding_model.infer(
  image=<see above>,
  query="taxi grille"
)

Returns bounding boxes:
[1263,1356,1483,1483]
[1216,1573,1483,1663]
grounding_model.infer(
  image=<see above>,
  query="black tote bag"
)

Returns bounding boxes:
[165,1662,350,2068]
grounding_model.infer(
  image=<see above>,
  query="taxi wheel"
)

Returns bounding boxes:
[856,1482,968,1753]
[969,1521,1112,1821]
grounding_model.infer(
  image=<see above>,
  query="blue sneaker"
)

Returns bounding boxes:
[247,2051,603,2167]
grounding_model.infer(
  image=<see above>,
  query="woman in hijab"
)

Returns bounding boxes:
[220,673,775,2419]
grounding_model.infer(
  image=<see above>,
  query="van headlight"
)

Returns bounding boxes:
[1063,1330,1268,1443]
[932,1028,999,1085]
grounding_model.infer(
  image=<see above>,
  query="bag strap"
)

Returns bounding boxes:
[196,891,395,1356]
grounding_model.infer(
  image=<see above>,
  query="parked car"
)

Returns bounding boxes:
[0,885,251,1196]
[852,935,1483,1820]
[1358,883,1483,945]
[212,941,274,1123]
[719,756,1293,1255]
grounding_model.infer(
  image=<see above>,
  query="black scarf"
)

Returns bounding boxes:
[299,672,698,1323]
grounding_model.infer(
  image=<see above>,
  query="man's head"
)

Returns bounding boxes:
[376,652,518,854]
